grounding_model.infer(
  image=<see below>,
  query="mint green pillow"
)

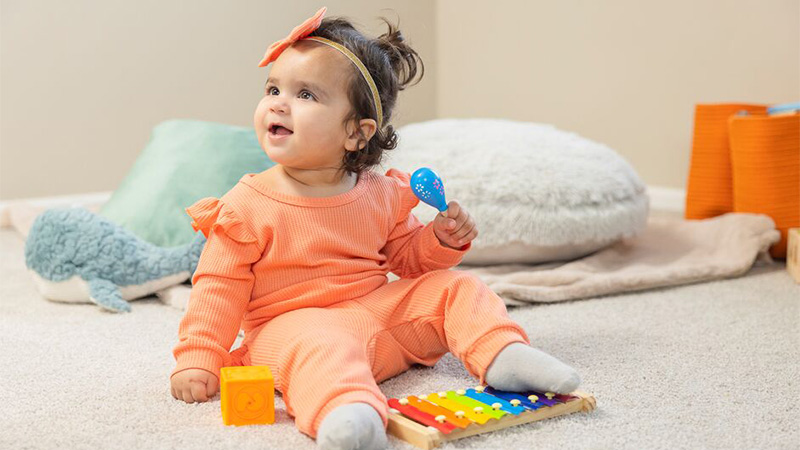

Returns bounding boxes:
[100,120,274,247]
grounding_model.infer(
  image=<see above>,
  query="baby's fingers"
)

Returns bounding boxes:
[206,377,219,399]
[453,217,477,241]
[445,200,461,219]
[180,388,196,403]
[190,380,210,402]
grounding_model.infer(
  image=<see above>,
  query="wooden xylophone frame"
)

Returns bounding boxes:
[386,389,597,450]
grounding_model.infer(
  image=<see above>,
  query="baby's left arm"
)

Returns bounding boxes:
[382,200,472,279]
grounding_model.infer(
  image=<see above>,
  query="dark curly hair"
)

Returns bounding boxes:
[307,15,424,175]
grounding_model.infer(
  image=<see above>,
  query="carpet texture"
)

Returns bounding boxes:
[1,228,797,449]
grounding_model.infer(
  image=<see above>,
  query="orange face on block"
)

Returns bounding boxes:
[220,366,275,426]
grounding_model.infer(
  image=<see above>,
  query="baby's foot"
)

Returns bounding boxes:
[485,342,581,394]
[317,402,387,450]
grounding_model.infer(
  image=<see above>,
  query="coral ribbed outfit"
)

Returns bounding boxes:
[171,168,529,437]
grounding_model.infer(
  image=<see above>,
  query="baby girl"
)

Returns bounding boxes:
[169,7,580,450]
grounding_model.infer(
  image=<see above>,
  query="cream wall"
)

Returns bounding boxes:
[436,0,800,189]
[2,1,799,199]
[0,0,436,199]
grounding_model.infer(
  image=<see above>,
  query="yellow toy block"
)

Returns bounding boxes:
[220,365,275,426]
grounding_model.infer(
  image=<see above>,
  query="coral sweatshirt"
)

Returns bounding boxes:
[171,168,471,378]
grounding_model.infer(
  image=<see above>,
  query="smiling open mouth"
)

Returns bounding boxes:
[269,125,293,136]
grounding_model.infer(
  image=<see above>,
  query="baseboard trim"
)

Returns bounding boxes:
[0,192,112,228]
[647,186,686,214]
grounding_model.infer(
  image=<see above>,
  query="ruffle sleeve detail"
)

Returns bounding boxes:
[385,168,420,222]
[185,197,257,244]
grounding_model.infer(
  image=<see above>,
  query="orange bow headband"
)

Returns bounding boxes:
[258,7,383,129]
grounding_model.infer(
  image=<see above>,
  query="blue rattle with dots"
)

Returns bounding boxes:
[410,167,449,218]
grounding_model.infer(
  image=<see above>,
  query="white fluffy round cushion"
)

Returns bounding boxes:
[381,118,649,265]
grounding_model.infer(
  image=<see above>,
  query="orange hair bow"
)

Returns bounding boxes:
[258,7,327,67]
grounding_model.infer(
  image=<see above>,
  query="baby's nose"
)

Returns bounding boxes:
[269,98,289,114]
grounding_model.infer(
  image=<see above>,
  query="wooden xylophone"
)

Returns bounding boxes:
[386,386,596,449]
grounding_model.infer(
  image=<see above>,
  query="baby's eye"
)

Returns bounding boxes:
[266,86,279,95]
[299,90,315,100]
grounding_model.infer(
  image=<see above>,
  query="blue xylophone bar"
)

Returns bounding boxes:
[482,386,573,409]
[463,389,527,415]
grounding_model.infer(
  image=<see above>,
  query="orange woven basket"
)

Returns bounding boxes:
[685,104,767,219]
[728,113,800,258]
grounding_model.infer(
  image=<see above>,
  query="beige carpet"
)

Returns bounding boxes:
[1,228,798,449]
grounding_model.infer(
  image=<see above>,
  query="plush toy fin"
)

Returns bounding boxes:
[88,278,131,313]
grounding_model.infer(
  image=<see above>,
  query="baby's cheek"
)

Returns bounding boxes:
[253,99,269,127]
[253,124,265,148]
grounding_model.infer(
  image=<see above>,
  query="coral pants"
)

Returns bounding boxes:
[239,270,530,438]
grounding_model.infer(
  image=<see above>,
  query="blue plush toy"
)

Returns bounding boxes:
[24,207,205,313]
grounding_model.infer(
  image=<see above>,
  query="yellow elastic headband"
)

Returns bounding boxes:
[304,36,383,129]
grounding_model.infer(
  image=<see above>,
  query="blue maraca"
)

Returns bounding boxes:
[410,167,449,217]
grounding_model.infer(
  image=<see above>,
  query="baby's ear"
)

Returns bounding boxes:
[345,118,377,151]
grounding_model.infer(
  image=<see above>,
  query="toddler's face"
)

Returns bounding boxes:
[254,41,356,172]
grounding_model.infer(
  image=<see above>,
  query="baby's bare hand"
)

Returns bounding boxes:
[432,200,478,249]
[170,368,219,403]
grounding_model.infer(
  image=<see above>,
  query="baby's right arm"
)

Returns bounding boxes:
[169,196,263,399]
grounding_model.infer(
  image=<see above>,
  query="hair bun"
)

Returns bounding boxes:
[375,18,424,91]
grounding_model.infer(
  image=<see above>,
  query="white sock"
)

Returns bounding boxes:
[484,342,581,394]
[316,402,387,450]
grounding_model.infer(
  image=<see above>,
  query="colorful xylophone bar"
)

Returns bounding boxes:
[386,385,596,450]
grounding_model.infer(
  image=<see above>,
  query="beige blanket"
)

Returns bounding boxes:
[460,213,780,305]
